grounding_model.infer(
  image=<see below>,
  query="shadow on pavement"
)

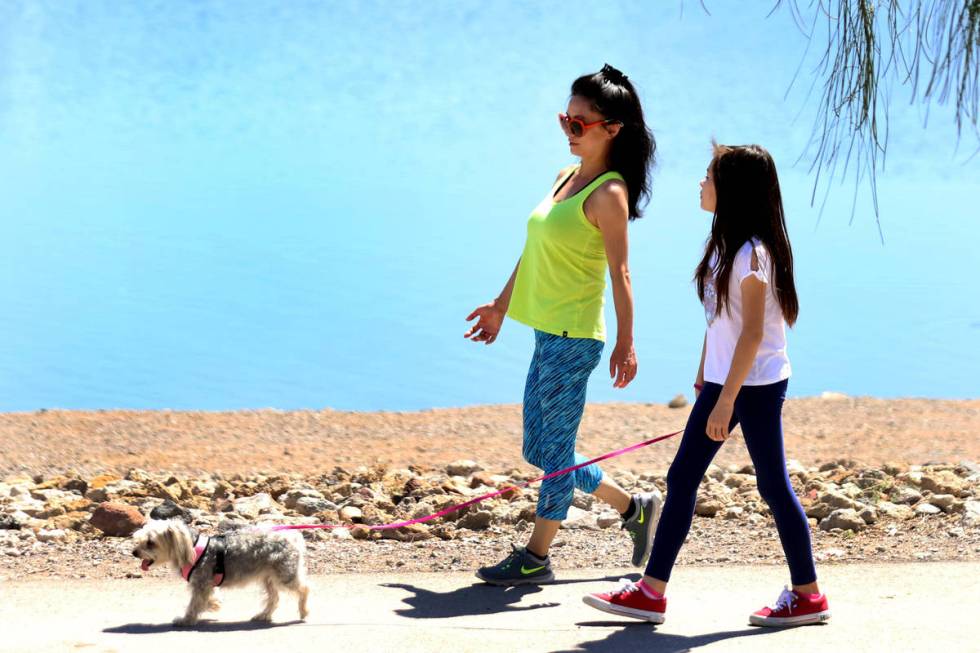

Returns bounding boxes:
[103,619,303,634]
[557,622,786,652]
[381,574,629,619]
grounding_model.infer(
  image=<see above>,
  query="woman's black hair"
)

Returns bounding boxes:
[695,143,800,325]
[570,63,656,220]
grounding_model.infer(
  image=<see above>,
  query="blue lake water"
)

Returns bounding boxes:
[1,1,977,411]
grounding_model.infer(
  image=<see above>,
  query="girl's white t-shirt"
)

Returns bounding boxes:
[702,238,791,386]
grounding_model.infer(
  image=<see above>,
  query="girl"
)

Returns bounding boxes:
[584,143,831,627]
[463,64,660,584]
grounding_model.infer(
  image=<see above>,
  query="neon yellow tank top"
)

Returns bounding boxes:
[507,166,624,342]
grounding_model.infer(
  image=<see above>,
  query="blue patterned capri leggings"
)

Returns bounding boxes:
[522,330,605,521]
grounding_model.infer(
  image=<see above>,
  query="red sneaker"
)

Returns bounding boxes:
[583,579,666,623]
[749,586,831,627]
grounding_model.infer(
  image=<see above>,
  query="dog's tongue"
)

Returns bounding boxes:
[140,559,152,572]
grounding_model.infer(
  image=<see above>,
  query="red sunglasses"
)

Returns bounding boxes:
[558,113,621,137]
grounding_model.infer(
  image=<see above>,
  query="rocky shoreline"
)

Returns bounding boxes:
[2,458,978,580]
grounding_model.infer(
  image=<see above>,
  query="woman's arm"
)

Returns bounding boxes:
[464,258,520,345]
[465,168,571,346]
[588,180,637,388]
[705,253,766,440]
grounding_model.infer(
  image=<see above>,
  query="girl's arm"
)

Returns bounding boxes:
[464,259,520,345]
[589,180,637,388]
[695,332,706,397]
[705,252,767,440]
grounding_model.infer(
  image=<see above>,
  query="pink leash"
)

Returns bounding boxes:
[262,428,682,533]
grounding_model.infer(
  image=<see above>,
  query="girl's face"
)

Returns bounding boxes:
[699,163,716,213]
[560,95,620,158]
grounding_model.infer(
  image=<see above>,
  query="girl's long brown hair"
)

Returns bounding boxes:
[695,143,799,325]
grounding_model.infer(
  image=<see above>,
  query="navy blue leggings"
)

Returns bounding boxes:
[646,380,817,585]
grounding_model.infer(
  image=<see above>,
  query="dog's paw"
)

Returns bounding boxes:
[250,613,273,622]
[172,616,197,627]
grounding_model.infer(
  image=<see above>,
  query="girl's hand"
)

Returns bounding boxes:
[610,340,637,388]
[706,398,734,441]
[464,302,505,345]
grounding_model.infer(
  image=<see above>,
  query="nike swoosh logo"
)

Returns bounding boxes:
[638,505,645,525]
[521,565,546,575]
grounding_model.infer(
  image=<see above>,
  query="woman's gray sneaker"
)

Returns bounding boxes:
[622,491,663,567]
[476,544,555,586]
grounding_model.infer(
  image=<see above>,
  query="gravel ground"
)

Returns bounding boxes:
[1,397,978,581]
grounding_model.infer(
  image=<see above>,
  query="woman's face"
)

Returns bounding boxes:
[561,95,618,158]
[699,163,716,213]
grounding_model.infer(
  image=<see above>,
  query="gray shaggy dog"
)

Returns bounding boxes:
[131,519,310,625]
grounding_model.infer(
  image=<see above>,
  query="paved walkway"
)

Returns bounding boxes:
[1,562,976,652]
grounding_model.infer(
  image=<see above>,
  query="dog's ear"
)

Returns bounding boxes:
[166,521,194,567]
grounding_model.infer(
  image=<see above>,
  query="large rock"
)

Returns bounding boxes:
[597,510,622,529]
[928,494,959,512]
[90,502,146,536]
[36,529,68,543]
[820,508,866,532]
[668,394,688,408]
[724,474,754,489]
[446,460,482,477]
[877,501,915,521]
[820,490,859,510]
[695,498,725,518]
[572,494,596,510]
[339,506,363,523]
[563,506,598,530]
[915,503,941,515]
[723,506,744,520]
[330,527,353,540]
[458,510,493,530]
[277,488,326,510]
[29,488,78,503]
[786,459,808,478]
[961,500,980,527]
[149,499,192,523]
[85,479,144,503]
[705,465,725,482]
[379,524,433,542]
[294,497,337,516]
[890,486,923,505]
[10,497,46,516]
[145,480,184,503]
[231,493,279,519]
[858,506,878,524]
[805,502,833,520]
[920,471,966,497]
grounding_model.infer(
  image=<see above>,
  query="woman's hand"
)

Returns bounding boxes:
[706,398,734,441]
[609,339,637,388]
[464,301,505,345]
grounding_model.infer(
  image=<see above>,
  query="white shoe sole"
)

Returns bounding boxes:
[749,609,831,627]
[582,594,665,624]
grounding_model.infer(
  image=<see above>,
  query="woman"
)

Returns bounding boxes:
[464,64,659,585]
[584,143,831,627]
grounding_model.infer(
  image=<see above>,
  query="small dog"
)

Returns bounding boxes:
[131,519,310,625]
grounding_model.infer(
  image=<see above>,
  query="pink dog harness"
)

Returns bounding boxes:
[180,534,225,586]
